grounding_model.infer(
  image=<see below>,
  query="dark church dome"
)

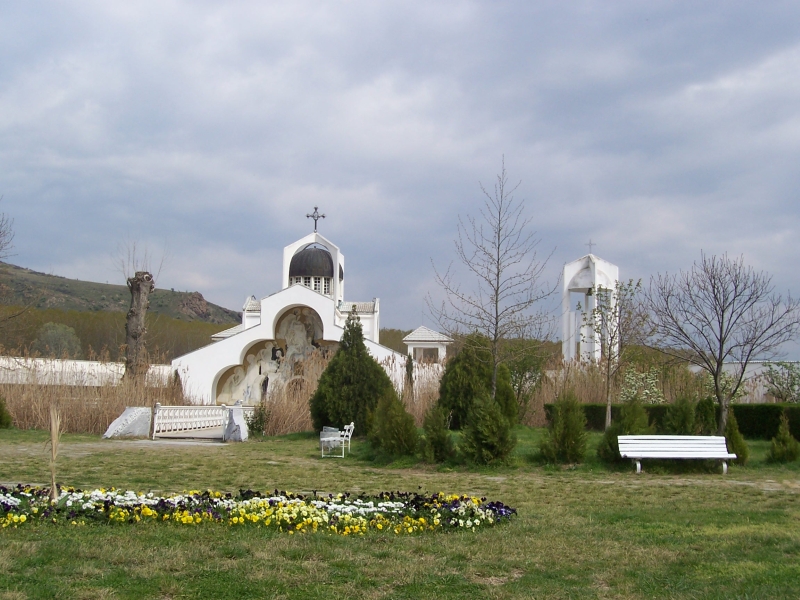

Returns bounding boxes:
[289,244,334,278]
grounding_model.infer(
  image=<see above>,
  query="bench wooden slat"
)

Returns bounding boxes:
[617,435,735,473]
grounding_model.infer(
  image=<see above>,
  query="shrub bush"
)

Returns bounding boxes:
[539,390,587,464]
[663,395,696,435]
[244,400,269,436]
[597,396,652,463]
[460,392,516,465]
[420,405,455,463]
[724,410,749,466]
[768,413,800,463]
[731,404,786,440]
[438,333,516,429]
[545,402,800,439]
[695,397,717,435]
[310,309,395,434]
[0,396,11,429]
[368,389,419,458]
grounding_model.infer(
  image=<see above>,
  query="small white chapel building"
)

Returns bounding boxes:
[172,225,404,405]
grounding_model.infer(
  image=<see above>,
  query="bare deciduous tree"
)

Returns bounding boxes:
[646,253,800,435]
[124,271,155,382]
[428,158,556,400]
[582,279,649,430]
[115,240,165,383]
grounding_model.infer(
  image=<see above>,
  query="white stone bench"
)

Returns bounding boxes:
[618,435,737,474]
[320,423,354,458]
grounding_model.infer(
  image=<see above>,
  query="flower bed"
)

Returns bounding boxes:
[1,485,516,535]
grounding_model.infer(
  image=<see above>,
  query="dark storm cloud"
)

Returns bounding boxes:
[1,1,799,354]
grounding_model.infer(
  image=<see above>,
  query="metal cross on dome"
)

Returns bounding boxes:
[586,239,596,254]
[306,206,325,232]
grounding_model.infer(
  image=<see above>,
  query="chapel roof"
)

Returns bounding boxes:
[289,244,334,278]
[211,324,243,341]
[402,325,453,343]
[242,295,260,312]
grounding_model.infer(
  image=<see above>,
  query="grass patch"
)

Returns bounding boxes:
[1,426,799,599]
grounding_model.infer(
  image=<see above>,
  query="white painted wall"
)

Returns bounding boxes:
[0,356,171,387]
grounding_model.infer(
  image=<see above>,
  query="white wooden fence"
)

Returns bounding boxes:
[151,403,255,439]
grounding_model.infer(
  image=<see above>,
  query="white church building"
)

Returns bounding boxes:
[172,226,404,405]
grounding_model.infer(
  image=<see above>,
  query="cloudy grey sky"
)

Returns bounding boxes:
[2,1,799,349]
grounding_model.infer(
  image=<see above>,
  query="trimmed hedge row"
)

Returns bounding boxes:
[544,403,800,439]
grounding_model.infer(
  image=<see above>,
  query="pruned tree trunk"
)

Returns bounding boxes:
[124,271,154,382]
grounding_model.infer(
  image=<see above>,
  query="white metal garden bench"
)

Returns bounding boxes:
[618,435,737,474]
[320,422,354,458]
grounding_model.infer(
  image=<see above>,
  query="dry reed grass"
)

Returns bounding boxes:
[400,360,442,426]
[1,378,187,435]
[48,405,61,501]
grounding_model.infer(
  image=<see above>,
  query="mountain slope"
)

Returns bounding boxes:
[0,262,240,325]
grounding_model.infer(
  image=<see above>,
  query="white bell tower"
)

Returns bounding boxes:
[562,253,619,362]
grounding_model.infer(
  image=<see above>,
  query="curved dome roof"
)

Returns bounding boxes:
[289,244,334,278]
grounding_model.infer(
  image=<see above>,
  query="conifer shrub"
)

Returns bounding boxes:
[695,396,717,435]
[495,364,518,427]
[539,390,587,464]
[663,395,696,435]
[420,405,455,463]
[768,413,800,463]
[245,399,269,436]
[597,396,652,463]
[460,392,516,465]
[438,333,516,429]
[0,396,12,429]
[724,409,749,465]
[368,389,419,457]
[310,309,395,434]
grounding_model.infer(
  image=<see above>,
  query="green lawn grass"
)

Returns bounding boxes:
[1,427,799,599]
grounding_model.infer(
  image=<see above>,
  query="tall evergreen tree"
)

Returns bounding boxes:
[438,333,517,429]
[310,307,395,434]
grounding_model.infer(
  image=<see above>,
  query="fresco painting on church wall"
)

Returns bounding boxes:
[215,307,336,405]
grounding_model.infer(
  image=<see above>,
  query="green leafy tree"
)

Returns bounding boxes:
[309,308,395,434]
[438,333,517,428]
[618,368,665,405]
[460,391,517,465]
[581,279,648,429]
[763,362,800,403]
[368,389,419,458]
[768,413,800,463]
[539,390,588,463]
[32,322,83,359]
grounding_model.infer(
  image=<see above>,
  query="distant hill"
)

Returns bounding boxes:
[0,262,240,324]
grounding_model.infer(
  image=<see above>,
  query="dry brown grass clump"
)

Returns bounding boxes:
[2,378,187,435]
[400,361,442,426]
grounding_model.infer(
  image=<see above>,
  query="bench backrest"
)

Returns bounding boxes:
[342,422,355,440]
[618,435,735,459]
